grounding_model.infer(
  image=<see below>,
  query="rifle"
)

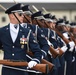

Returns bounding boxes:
[58,47,64,57]
[0,60,49,74]
[54,28,70,44]
[42,24,65,57]
[49,46,59,58]
[0,4,49,74]
[42,6,70,44]
[67,27,76,45]
[70,33,76,45]
[26,51,54,71]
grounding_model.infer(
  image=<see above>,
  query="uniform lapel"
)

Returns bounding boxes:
[5,24,13,44]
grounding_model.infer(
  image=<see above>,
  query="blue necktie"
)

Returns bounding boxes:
[23,23,27,28]
[14,25,18,29]
[23,25,26,28]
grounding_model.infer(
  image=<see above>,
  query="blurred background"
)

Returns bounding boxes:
[0,1,76,27]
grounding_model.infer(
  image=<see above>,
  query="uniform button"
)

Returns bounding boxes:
[12,46,15,48]
[12,53,14,56]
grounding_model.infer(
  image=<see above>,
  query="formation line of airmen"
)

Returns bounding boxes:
[0,3,76,75]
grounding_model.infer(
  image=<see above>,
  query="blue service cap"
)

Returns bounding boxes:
[50,15,57,23]
[31,11,45,20]
[5,3,23,14]
[44,13,53,22]
[43,14,54,22]
[51,15,57,20]
[44,13,52,18]
[70,22,76,28]
[56,19,65,26]
[65,21,70,26]
[65,21,69,24]
[44,14,57,23]
[22,5,33,15]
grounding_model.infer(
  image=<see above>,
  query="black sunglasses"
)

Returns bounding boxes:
[18,13,23,16]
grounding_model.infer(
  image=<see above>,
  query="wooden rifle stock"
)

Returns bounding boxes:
[0,60,48,73]
[41,58,54,72]
[26,51,54,71]
[58,48,64,57]
[54,29,70,44]
[49,46,59,58]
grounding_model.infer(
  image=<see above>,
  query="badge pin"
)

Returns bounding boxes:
[20,35,27,45]
[21,45,24,49]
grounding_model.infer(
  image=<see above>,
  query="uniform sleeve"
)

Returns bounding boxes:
[37,28,49,58]
[29,31,42,63]
[56,33,64,47]
[0,28,3,49]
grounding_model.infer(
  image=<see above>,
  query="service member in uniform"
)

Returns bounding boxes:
[21,5,49,59]
[56,19,75,75]
[31,11,61,75]
[43,13,69,75]
[21,5,50,75]
[69,22,76,75]
[0,3,42,75]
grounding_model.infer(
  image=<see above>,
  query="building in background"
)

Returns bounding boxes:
[0,3,76,27]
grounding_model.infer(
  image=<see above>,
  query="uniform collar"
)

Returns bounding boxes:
[10,23,19,33]
[20,23,27,28]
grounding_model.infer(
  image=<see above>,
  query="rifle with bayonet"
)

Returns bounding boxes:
[26,51,54,71]
[0,59,49,74]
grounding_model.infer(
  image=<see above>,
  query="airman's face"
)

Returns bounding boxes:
[63,26,70,32]
[48,22,56,29]
[14,12,24,23]
[32,19,45,27]
[37,19,45,27]
[23,13,32,24]
[72,28,76,35]
[9,12,24,24]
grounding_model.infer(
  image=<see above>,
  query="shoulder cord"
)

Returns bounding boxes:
[35,25,38,41]
[27,30,31,52]
[48,28,50,40]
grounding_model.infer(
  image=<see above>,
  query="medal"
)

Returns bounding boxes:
[20,35,28,49]
[21,45,24,49]
[20,35,27,44]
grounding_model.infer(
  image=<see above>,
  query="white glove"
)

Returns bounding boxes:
[61,46,67,52]
[72,56,75,62]
[69,46,74,52]
[48,51,52,56]
[63,33,69,39]
[47,40,53,46]
[41,55,44,59]
[75,46,76,52]
[28,61,37,68]
[69,41,75,48]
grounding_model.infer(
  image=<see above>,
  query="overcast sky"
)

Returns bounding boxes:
[0,0,76,3]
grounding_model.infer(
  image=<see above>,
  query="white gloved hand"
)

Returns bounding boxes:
[63,33,69,39]
[47,40,53,46]
[69,41,75,48]
[61,46,68,52]
[69,46,74,52]
[28,61,37,68]
[75,46,76,52]
[72,56,75,62]
[48,51,52,56]
[41,55,44,59]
